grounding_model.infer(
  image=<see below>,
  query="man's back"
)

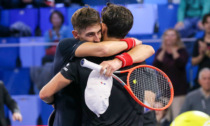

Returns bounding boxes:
[61,57,144,126]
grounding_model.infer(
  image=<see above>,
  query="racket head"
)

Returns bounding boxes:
[123,65,174,111]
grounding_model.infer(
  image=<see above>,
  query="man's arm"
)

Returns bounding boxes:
[2,81,20,114]
[75,39,142,57]
[1,81,22,121]
[45,43,154,101]
[127,44,155,63]
[39,72,71,104]
[53,38,140,75]
[100,44,155,76]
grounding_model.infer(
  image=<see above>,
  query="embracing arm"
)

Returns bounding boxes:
[75,39,142,57]
[100,44,155,76]
[39,72,71,104]
[127,44,155,63]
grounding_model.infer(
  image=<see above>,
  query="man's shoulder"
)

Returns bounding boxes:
[57,38,81,56]
[58,38,80,47]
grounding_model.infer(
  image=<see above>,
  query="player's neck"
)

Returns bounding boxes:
[103,36,121,41]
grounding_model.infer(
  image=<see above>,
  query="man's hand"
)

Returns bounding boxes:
[12,112,22,122]
[100,58,122,77]
[133,38,142,45]
[175,22,184,30]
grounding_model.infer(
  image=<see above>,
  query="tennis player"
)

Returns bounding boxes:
[40,4,155,126]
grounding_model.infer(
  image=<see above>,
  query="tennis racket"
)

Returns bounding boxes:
[80,58,174,111]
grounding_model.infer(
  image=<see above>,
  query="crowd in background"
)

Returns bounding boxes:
[0,0,210,126]
[0,0,83,9]
[153,13,210,126]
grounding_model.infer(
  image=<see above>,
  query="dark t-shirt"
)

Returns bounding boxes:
[52,38,85,126]
[192,38,210,73]
[53,38,85,74]
[61,57,144,126]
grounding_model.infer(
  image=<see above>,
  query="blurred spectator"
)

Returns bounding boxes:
[0,22,32,37]
[65,0,83,6]
[43,10,70,65]
[31,10,70,93]
[0,0,83,8]
[174,0,210,38]
[192,13,210,89]
[155,101,170,126]
[45,0,55,7]
[180,68,210,115]
[0,25,11,37]
[0,81,22,126]
[10,21,32,37]
[153,29,189,119]
[45,0,84,7]
[0,0,46,9]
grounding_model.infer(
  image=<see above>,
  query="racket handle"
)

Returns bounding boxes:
[80,58,102,72]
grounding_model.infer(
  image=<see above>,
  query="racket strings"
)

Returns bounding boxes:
[129,67,171,109]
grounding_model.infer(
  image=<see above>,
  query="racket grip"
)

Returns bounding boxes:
[80,58,102,72]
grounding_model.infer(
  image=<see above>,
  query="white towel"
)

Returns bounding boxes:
[85,70,113,117]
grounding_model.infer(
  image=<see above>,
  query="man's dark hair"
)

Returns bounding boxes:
[101,3,133,38]
[50,10,64,25]
[202,13,210,24]
[71,7,100,32]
